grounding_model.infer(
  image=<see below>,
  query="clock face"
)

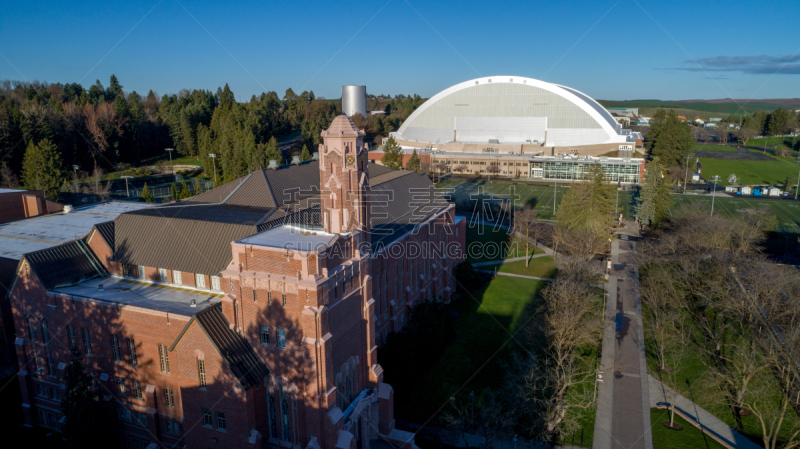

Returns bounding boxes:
[345,155,355,166]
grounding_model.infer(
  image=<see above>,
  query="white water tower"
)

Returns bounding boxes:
[342,85,367,117]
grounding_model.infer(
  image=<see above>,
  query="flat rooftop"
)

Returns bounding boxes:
[0,201,154,261]
[51,276,224,316]
[238,225,337,251]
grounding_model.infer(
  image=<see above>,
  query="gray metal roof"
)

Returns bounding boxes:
[183,306,270,390]
[25,240,106,290]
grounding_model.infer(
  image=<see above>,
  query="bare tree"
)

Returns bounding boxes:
[454,164,468,174]
[515,207,539,266]
[0,162,20,188]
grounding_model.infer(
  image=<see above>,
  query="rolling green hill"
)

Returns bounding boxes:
[598,99,800,118]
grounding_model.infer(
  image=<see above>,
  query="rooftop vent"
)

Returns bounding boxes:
[291,155,301,165]
[98,283,104,292]
[63,205,74,214]
[312,152,319,161]
[267,160,280,170]
[190,299,197,307]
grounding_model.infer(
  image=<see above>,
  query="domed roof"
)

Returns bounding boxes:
[321,115,365,137]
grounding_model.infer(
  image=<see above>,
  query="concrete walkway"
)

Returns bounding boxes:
[471,252,549,267]
[648,375,761,449]
[476,269,557,282]
[593,223,652,449]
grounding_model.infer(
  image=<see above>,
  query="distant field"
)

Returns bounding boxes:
[746,136,795,147]
[436,179,637,220]
[669,195,800,234]
[599,99,800,115]
[698,156,799,186]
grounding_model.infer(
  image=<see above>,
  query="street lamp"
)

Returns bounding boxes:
[209,153,217,184]
[710,175,720,216]
[166,148,175,180]
[72,164,80,191]
[121,176,133,197]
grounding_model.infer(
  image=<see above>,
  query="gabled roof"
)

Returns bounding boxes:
[93,221,115,248]
[172,306,269,390]
[24,240,106,289]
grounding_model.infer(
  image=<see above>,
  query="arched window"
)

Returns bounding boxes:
[280,387,290,442]
[268,393,278,438]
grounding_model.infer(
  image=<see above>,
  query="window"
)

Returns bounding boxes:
[173,270,182,285]
[28,317,37,343]
[277,329,286,349]
[111,334,121,361]
[165,420,180,435]
[37,383,48,397]
[138,265,146,280]
[118,405,132,423]
[197,359,206,388]
[50,387,60,401]
[123,264,134,277]
[282,293,287,306]
[269,394,278,438]
[195,274,206,289]
[158,344,170,373]
[202,408,213,427]
[128,337,137,366]
[211,276,221,291]
[253,290,258,302]
[164,388,175,408]
[267,291,272,304]
[158,268,168,283]
[133,380,143,400]
[67,325,76,352]
[216,412,226,430]
[116,376,126,396]
[82,328,92,355]
[41,319,55,375]
[260,326,270,346]
[280,389,290,441]
[135,411,147,427]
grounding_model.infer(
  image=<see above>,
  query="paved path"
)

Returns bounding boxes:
[471,253,549,267]
[594,223,652,449]
[475,269,556,282]
[648,375,761,449]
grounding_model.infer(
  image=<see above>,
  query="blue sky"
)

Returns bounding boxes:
[1,0,798,101]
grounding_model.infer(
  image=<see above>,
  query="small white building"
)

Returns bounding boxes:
[725,185,739,193]
[769,186,783,196]
[694,118,705,125]
[704,122,717,128]
[741,185,753,195]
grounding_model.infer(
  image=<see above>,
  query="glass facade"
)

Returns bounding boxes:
[530,159,641,184]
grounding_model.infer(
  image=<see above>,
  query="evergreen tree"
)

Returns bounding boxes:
[178,180,190,199]
[300,145,312,161]
[649,109,696,166]
[381,136,403,170]
[406,149,421,173]
[62,353,115,449]
[140,182,154,202]
[264,136,282,165]
[22,139,63,200]
[106,74,123,100]
[636,158,673,227]
[170,183,178,201]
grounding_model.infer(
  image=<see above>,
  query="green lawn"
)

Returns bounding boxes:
[746,137,795,147]
[697,156,800,186]
[438,180,637,221]
[668,194,800,234]
[465,224,542,264]
[495,256,558,278]
[651,409,726,449]
[396,276,548,423]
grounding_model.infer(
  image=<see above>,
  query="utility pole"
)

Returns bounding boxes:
[710,175,720,216]
[166,148,175,181]
[795,158,800,200]
[121,176,133,197]
[683,155,692,194]
[209,153,218,184]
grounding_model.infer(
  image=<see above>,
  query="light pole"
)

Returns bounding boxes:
[72,164,80,191]
[710,175,720,216]
[683,155,692,194]
[166,148,175,181]
[795,159,800,200]
[121,176,133,197]
[553,178,557,216]
[209,153,218,184]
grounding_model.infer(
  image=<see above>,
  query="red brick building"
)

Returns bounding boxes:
[8,116,465,449]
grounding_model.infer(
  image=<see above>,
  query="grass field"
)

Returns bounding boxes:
[465,225,542,263]
[650,409,726,449]
[437,179,638,220]
[495,256,558,278]
[698,156,799,186]
[746,137,795,147]
[668,195,800,234]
